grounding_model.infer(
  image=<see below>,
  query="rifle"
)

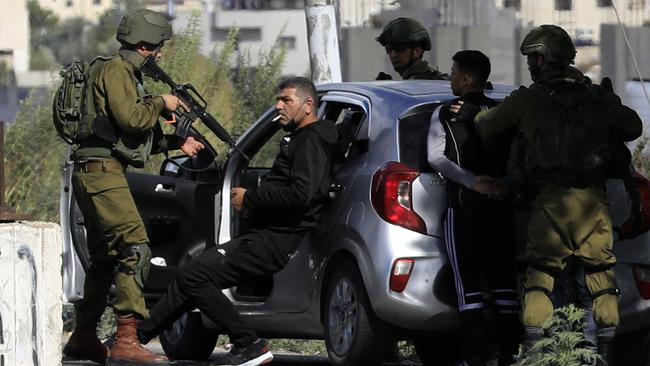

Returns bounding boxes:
[140,56,243,155]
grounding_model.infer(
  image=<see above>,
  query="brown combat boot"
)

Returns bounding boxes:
[107,315,169,365]
[63,327,108,364]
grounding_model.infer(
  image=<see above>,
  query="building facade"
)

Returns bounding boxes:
[37,0,113,23]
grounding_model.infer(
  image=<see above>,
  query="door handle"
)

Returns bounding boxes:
[155,183,175,194]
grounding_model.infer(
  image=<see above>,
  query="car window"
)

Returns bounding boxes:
[321,101,367,163]
[247,128,285,169]
[398,103,440,173]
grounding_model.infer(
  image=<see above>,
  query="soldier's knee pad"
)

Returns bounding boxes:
[118,244,152,289]
[522,268,555,327]
[585,269,620,327]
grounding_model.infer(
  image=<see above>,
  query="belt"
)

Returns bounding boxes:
[74,159,125,173]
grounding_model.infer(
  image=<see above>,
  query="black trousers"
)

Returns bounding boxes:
[144,228,304,347]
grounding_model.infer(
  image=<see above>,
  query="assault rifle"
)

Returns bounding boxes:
[140,56,238,150]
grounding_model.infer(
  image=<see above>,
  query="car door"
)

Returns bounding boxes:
[61,137,222,303]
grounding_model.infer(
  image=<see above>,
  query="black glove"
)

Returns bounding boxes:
[375,72,393,80]
[454,101,482,123]
[601,76,614,92]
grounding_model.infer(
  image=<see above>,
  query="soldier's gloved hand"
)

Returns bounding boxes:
[449,100,482,123]
[375,72,393,80]
[601,77,614,92]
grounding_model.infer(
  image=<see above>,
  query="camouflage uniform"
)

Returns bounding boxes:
[474,25,642,362]
[401,59,448,80]
[64,8,175,366]
[71,48,171,326]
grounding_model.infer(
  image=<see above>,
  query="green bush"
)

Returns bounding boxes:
[514,305,600,366]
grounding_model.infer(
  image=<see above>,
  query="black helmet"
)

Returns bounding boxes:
[520,24,576,64]
[116,9,172,46]
[376,17,431,51]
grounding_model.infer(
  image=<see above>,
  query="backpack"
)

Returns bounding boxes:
[52,56,114,146]
[526,80,612,184]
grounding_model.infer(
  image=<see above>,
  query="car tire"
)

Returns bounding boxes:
[413,336,462,366]
[159,311,218,361]
[323,261,392,366]
[612,328,650,366]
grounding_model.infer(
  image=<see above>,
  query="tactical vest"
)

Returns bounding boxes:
[73,58,155,168]
[526,79,612,187]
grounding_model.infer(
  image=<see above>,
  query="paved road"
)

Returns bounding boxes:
[63,353,332,366]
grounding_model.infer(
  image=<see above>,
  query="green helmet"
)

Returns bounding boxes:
[520,24,576,63]
[116,9,172,46]
[376,17,431,51]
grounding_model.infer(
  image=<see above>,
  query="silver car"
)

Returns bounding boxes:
[61,80,650,365]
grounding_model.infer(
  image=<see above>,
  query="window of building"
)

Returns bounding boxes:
[239,28,262,42]
[597,0,612,7]
[93,0,102,5]
[502,0,521,10]
[554,0,572,11]
[66,0,73,7]
[279,36,296,50]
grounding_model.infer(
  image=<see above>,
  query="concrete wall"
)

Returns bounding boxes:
[340,27,390,81]
[0,222,62,366]
[341,23,528,86]
[601,24,639,94]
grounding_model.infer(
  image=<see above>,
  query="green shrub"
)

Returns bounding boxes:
[514,305,600,366]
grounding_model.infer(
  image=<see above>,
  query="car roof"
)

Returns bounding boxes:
[318,80,515,100]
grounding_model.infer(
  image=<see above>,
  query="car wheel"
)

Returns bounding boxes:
[323,261,392,366]
[159,311,218,361]
[612,328,650,366]
[414,336,462,366]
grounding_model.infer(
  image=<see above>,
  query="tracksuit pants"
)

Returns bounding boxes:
[444,201,520,362]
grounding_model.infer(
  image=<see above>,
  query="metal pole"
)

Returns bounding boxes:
[304,0,343,84]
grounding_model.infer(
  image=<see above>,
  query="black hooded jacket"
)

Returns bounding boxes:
[242,119,339,231]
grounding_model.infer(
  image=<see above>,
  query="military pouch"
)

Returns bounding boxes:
[112,133,154,169]
[118,244,152,289]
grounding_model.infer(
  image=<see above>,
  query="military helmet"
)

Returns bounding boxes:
[116,9,172,46]
[520,24,576,63]
[376,17,431,51]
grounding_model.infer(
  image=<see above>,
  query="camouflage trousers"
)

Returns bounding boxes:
[71,160,150,329]
[522,184,619,329]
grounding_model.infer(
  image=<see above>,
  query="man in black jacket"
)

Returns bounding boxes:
[137,77,339,366]
[427,50,520,365]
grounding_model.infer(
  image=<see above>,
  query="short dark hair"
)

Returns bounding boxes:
[277,76,319,108]
[452,50,491,87]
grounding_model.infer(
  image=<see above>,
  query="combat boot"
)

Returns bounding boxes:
[107,315,169,365]
[522,326,544,355]
[596,327,616,366]
[63,326,108,364]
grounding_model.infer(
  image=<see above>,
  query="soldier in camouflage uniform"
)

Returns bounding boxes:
[62,8,204,366]
[375,17,449,80]
[469,25,642,364]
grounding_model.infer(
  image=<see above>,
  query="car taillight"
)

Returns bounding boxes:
[390,258,415,292]
[633,266,650,300]
[619,171,650,238]
[371,162,427,234]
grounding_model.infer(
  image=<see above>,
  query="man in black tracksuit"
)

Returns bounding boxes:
[427,50,520,365]
[137,77,339,366]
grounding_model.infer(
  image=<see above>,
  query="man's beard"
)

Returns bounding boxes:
[281,120,297,132]
[529,63,542,81]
